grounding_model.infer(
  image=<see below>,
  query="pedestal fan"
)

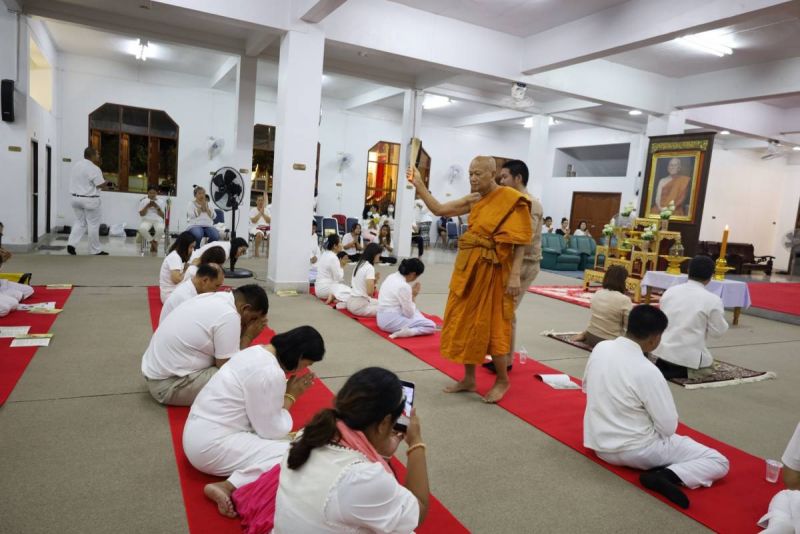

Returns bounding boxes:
[209,166,253,278]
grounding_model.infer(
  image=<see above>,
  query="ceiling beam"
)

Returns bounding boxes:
[450,109,530,128]
[426,86,539,113]
[554,110,645,134]
[3,0,22,12]
[344,86,404,110]
[540,97,601,115]
[675,57,800,109]
[299,0,347,23]
[414,69,460,90]
[684,102,792,142]
[210,56,238,88]
[245,30,279,56]
[520,0,796,74]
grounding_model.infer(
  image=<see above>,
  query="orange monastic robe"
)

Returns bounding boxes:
[652,175,691,216]
[440,186,533,365]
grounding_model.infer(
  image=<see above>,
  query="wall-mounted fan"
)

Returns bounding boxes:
[448,164,463,184]
[499,82,536,110]
[210,166,252,278]
[762,140,789,161]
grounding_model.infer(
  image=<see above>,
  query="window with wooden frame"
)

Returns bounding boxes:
[88,103,179,195]
[364,141,430,212]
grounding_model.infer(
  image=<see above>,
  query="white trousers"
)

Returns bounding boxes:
[346,296,378,317]
[183,415,290,488]
[760,490,800,533]
[139,220,165,242]
[598,434,729,489]
[0,294,17,316]
[315,282,351,302]
[68,197,103,254]
[377,308,436,337]
[0,279,34,301]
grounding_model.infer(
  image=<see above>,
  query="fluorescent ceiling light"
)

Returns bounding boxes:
[422,95,451,110]
[135,38,149,61]
[628,109,642,116]
[676,35,733,57]
[547,117,559,126]
[719,130,730,135]
[793,146,800,152]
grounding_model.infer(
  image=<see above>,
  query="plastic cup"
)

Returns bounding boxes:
[766,459,782,483]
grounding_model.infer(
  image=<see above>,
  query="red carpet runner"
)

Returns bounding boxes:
[0,286,72,405]
[146,287,467,534]
[748,282,800,316]
[326,301,781,532]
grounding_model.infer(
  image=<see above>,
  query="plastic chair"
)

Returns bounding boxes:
[322,217,339,237]
[417,221,432,247]
[346,217,359,234]
[213,209,225,225]
[313,215,323,238]
[331,214,347,235]
[446,222,459,249]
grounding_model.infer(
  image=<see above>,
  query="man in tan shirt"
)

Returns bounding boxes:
[485,159,542,373]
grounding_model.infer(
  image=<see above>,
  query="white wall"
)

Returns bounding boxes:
[540,126,644,222]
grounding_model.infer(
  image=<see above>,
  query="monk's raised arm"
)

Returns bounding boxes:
[407,167,476,217]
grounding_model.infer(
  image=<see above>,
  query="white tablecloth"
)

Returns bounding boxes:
[641,271,751,309]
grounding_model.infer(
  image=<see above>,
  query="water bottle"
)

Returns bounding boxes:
[519,346,529,365]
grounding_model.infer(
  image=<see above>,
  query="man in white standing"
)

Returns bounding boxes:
[583,305,729,509]
[67,147,110,256]
[652,255,729,379]
[138,187,166,253]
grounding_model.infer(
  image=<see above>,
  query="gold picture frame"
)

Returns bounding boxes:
[644,150,702,222]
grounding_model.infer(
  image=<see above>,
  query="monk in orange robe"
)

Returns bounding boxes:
[409,156,532,403]
[652,158,691,216]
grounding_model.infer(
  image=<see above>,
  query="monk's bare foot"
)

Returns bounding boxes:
[204,481,238,518]
[443,380,476,394]
[483,380,510,403]
[324,295,334,305]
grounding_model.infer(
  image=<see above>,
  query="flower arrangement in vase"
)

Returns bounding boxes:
[601,221,615,245]
[640,224,657,252]
[659,201,675,230]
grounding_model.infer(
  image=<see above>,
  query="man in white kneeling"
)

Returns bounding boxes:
[159,263,223,324]
[583,305,729,509]
[142,284,268,406]
[0,246,34,317]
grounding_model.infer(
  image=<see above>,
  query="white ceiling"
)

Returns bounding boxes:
[607,10,800,78]
[762,95,800,110]
[388,0,629,37]
[42,18,235,77]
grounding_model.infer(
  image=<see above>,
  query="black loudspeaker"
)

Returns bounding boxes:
[1,79,14,122]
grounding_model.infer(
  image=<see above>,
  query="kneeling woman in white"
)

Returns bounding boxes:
[274,367,430,533]
[377,258,436,339]
[347,243,382,317]
[183,325,325,518]
[159,232,195,303]
[759,422,800,533]
[314,234,352,305]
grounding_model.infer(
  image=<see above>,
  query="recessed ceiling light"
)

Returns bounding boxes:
[719,130,730,135]
[676,34,733,57]
[422,95,451,110]
[793,146,800,152]
[628,109,642,116]
[523,118,533,128]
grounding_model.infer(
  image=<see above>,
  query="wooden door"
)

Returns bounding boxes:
[31,140,39,243]
[119,133,130,191]
[569,191,621,238]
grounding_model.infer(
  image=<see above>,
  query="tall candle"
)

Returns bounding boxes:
[720,225,730,258]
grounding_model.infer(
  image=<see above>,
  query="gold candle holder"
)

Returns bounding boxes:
[713,257,735,281]
[660,255,691,274]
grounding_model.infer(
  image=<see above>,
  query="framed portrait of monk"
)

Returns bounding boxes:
[644,151,701,222]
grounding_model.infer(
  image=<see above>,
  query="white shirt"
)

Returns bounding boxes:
[583,337,679,453]
[310,235,320,263]
[141,292,240,380]
[315,250,344,294]
[69,159,105,196]
[573,229,589,237]
[378,272,415,317]
[159,250,186,302]
[159,279,198,324]
[274,445,419,534]
[342,232,363,253]
[652,280,729,369]
[378,237,395,258]
[139,197,165,222]
[783,423,800,471]
[249,206,270,233]
[351,262,376,299]
[189,345,292,438]
[187,201,215,227]
[189,241,230,263]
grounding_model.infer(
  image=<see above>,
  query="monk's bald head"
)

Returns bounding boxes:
[469,156,498,196]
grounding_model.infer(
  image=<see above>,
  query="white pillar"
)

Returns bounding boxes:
[266,29,324,292]
[394,89,423,259]
[666,110,686,134]
[526,115,549,201]
[232,55,257,238]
